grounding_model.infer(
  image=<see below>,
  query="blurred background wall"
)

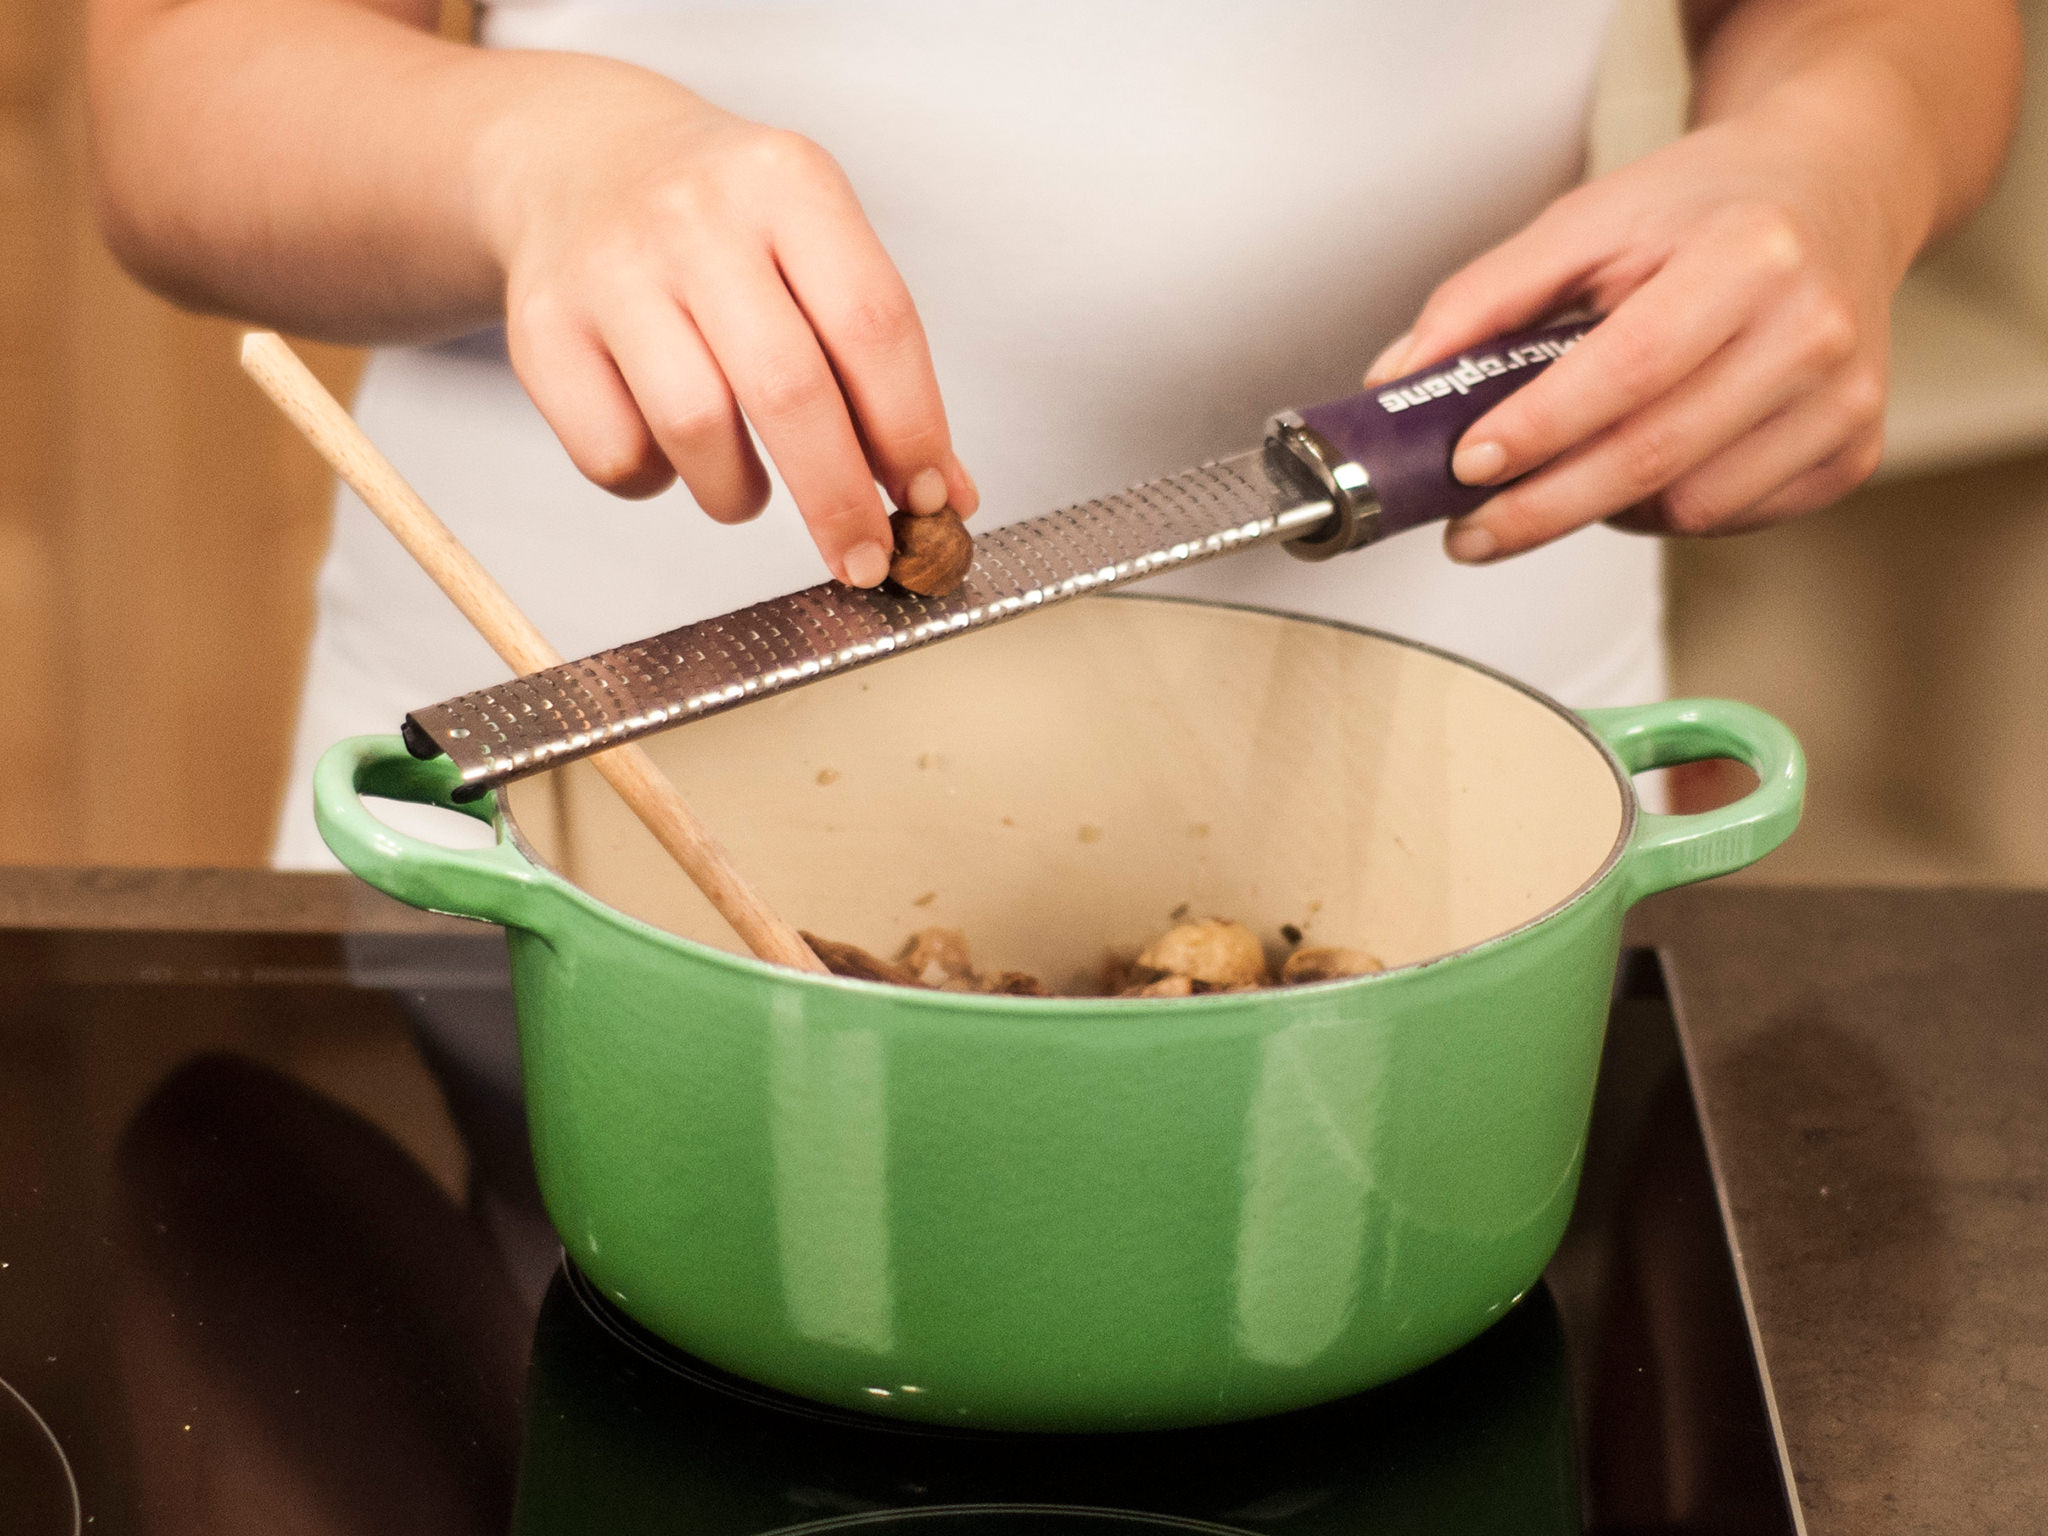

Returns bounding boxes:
[0,0,359,866]
[2,0,2044,878]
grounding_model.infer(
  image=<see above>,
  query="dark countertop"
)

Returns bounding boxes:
[1,869,2042,1534]
[1626,886,2048,1536]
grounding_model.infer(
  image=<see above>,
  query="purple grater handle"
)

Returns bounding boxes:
[1286,320,1596,553]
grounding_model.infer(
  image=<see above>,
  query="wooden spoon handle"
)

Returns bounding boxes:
[241,332,826,973]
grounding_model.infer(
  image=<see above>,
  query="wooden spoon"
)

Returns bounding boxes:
[240,332,826,974]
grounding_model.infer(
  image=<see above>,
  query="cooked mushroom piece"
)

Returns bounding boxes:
[898,926,977,988]
[1136,919,1269,990]
[803,932,921,987]
[1280,946,1384,984]
[808,916,1379,999]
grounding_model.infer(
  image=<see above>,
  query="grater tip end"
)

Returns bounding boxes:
[400,717,443,761]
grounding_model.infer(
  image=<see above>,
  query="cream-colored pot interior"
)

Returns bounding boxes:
[505,598,1628,989]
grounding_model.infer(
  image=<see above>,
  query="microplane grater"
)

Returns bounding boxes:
[405,322,1592,798]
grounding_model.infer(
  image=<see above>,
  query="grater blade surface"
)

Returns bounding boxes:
[407,447,1331,797]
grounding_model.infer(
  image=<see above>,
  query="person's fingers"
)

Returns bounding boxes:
[681,248,894,586]
[1445,206,1839,487]
[1612,362,1883,535]
[902,466,951,514]
[1362,330,1414,385]
[508,291,675,499]
[771,160,977,517]
[1743,428,1886,522]
[1440,307,1855,562]
[1362,187,1617,384]
[601,299,771,525]
[1612,428,1883,538]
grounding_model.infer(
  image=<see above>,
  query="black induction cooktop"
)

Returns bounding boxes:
[0,929,1800,1535]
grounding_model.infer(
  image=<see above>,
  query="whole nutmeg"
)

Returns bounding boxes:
[887,508,975,596]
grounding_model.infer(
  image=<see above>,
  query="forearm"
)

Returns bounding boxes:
[89,0,662,342]
[1686,0,2022,270]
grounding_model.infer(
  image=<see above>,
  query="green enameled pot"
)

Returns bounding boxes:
[315,596,1801,1432]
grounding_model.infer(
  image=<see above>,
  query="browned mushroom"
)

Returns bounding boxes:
[1279,946,1384,983]
[1136,919,1269,990]
[808,916,1378,1000]
[1119,973,1195,999]
[801,932,921,987]
[979,970,1054,997]
[898,926,977,988]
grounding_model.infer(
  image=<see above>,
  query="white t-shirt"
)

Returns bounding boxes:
[275,0,1659,868]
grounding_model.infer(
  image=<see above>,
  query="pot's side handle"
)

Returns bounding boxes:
[1580,699,1805,904]
[314,734,552,931]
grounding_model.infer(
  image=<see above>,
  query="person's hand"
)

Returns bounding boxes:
[476,59,976,587]
[1363,92,1914,565]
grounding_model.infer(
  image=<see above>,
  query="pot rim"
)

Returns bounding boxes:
[498,593,1639,1007]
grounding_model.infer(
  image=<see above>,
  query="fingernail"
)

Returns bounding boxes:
[905,466,949,515]
[1363,331,1413,385]
[1452,439,1508,486]
[843,540,892,588]
[1445,520,1498,564]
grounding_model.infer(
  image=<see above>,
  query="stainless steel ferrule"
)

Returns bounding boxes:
[1267,411,1382,561]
